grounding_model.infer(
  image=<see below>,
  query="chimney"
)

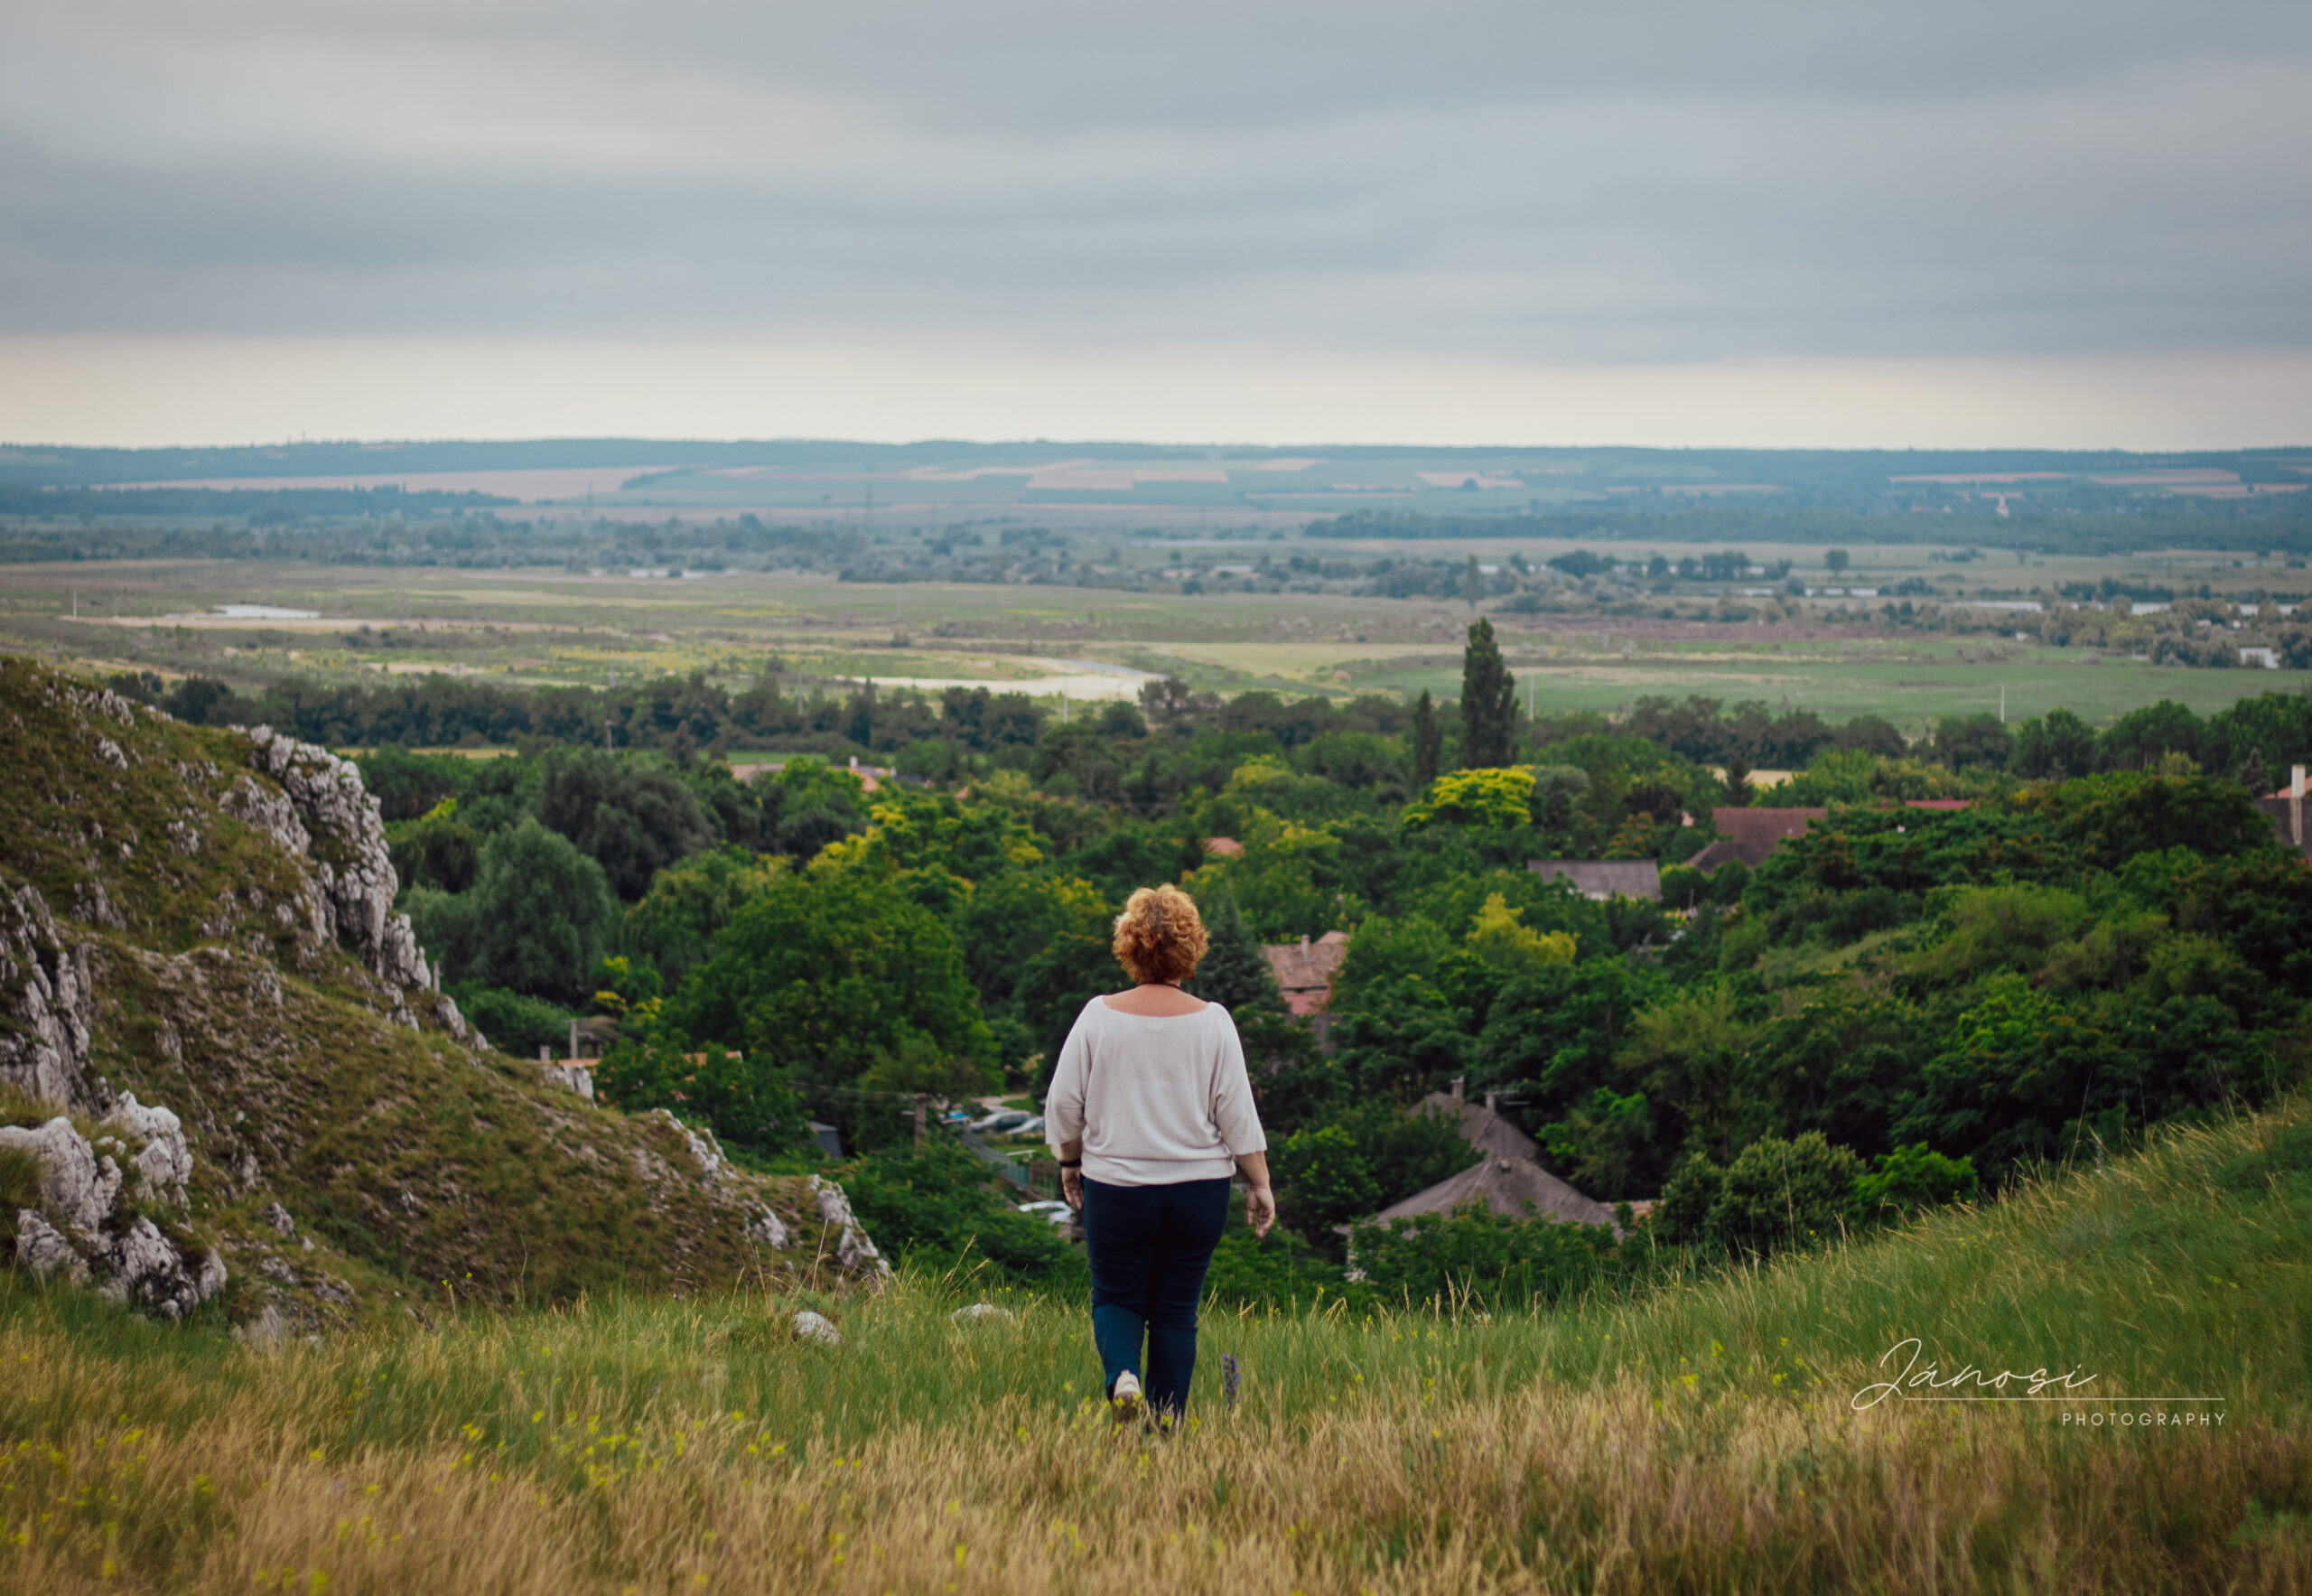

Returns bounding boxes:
[2295,765,2306,849]
[1485,1090,1496,1113]
[1300,934,1310,955]
[569,1017,580,1061]
[849,754,858,771]
[1450,1076,1465,1103]
[539,1045,550,1062]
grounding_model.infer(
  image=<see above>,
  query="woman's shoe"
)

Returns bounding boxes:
[1109,1370,1143,1425]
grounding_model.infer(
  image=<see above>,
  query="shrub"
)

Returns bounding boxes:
[1655,1133,1863,1257]
[1851,1143,1980,1221]
[1709,1133,1860,1255]
[834,1139,1082,1288]
[1347,1203,1624,1307]
[447,983,576,1059]
[592,1035,809,1154]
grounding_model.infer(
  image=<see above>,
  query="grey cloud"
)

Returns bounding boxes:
[1,1,2307,365]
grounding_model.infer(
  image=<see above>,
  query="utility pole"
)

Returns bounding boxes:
[913,1095,927,1147]
[605,667,616,751]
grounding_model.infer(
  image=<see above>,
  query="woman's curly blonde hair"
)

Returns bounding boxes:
[1111,884,1208,986]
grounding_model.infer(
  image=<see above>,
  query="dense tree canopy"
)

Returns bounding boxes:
[363,632,2312,1287]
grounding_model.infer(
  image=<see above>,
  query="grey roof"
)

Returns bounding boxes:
[1528,859,1662,901]
[1369,1153,1617,1229]
[1687,837,1770,873]
[1417,1091,1542,1162]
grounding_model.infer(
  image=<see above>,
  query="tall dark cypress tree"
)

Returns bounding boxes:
[1459,617,1518,768]
[1412,690,1442,789]
[1189,890,1313,1074]
[1191,891,1284,1015]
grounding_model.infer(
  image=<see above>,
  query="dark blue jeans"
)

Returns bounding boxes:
[1080,1176,1231,1416]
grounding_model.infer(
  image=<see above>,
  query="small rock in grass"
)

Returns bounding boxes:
[951,1302,1015,1323]
[792,1310,843,1346]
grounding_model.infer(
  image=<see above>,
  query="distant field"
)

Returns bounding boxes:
[2,555,2306,731]
[1360,649,2312,732]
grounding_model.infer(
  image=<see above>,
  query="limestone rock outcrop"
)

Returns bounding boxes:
[0,882,104,1113]
[810,1175,891,1279]
[238,726,429,991]
[2,1104,225,1321]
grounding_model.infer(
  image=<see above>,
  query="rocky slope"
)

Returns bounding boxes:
[0,658,882,1333]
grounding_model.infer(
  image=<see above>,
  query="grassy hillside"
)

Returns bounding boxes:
[5,1087,2306,1592]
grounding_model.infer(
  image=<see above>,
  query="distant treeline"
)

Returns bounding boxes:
[0,512,860,570]
[108,661,2312,798]
[1626,690,2312,788]
[1307,504,2312,555]
[0,484,511,523]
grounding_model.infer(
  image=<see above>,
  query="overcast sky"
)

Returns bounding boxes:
[4,0,2308,447]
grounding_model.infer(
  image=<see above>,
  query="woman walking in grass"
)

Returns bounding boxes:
[1047,883,1276,1425]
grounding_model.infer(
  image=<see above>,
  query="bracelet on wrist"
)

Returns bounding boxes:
[1058,1159,1082,1169]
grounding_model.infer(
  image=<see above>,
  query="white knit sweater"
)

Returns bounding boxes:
[1042,997,1268,1185]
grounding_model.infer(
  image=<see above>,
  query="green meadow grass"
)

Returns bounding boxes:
[4,1091,2307,1591]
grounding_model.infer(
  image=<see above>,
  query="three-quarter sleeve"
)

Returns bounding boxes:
[1043,1000,1096,1153]
[1207,1005,1267,1157]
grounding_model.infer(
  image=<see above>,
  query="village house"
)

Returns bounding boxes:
[1527,859,1662,901]
[1347,1083,1636,1245]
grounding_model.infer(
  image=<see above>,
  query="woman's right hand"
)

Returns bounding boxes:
[1060,1165,1084,1211]
[1245,1183,1276,1239]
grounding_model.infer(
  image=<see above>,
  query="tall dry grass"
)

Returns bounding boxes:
[5,1097,2309,1593]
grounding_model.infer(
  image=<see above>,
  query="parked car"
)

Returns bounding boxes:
[1003,1115,1046,1139]
[1016,1199,1072,1227]
[970,1110,1032,1133]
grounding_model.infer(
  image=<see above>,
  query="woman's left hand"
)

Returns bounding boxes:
[1245,1183,1276,1239]
[1061,1165,1084,1211]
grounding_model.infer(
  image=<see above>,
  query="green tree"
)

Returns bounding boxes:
[666,866,994,1134]
[1466,893,1578,976]
[620,846,785,990]
[2012,707,2096,780]
[1656,1134,1861,1256]
[1934,713,2014,771]
[1459,618,1518,768]
[1412,690,1442,789]
[2236,746,2272,796]
[536,746,719,901]
[445,982,576,1058]
[1347,1205,1624,1308]
[1851,1143,1979,1222]
[387,801,480,894]
[406,817,620,1003]
[834,1139,1083,1287]
[1825,548,1851,574]
[592,1036,808,1153]
[1271,1124,1382,1237]
[1191,889,1282,1012]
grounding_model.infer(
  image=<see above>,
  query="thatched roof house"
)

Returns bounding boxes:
[1416,1088,1542,1162]
[1347,1087,1617,1234]
[1528,860,1662,901]
[1368,1154,1618,1230]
